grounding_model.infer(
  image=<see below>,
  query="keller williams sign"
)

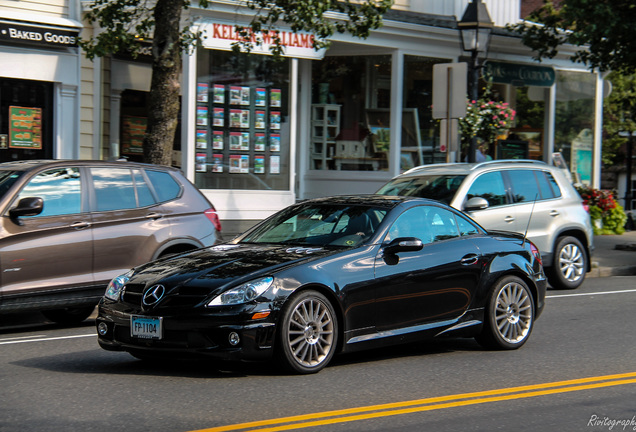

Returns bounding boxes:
[198,21,325,60]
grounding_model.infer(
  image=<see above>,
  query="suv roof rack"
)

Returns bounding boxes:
[469,159,548,171]
[402,159,548,176]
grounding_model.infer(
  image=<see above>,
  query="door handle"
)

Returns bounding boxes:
[145,212,163,220]
[504,216,515,223]
[461,254,479,265]
[70,221,91,230]
[550,210,560,217]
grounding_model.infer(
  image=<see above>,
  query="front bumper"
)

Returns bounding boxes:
[96,302,278,361]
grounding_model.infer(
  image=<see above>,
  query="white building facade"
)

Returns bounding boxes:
[0,1,605,235]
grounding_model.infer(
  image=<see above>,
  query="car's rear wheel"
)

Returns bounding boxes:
[476,276,534,350]
[42,306,95,325]
[548,236,587,290]
[276,290,338,374]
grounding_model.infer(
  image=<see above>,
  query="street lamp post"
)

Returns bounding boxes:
[458,0,494,162]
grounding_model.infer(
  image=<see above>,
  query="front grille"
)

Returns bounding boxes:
[121,283,211,308]
[121,283,145,306]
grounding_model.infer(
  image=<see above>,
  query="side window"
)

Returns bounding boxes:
[466,172,507,207]
[508,170,540,203]
[536,171,556,199]
[133,170,156,207]
[545,172,562,198]
[386,206,459,244]
[455,213,482,236]
[386,206,430,243]
[91,168,137,211]
[17,168,82,217]
[145,170,181,202]
[427,207,460,242]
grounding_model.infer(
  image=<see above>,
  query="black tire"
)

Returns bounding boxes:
[476,276,534,350]
[276,290,338,374]
[42,306,96,325]
[548,236,587,290]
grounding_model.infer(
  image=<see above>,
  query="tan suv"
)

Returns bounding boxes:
[376,160,594,290]
[0,160,222,324]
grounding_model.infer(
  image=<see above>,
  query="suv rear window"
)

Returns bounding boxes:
[146,170,182,202]
[375,175,465,204]
[508,169,562,202]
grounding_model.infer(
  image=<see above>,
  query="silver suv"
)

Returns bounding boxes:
[376,160,593,289]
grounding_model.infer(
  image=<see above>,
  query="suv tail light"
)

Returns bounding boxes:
[529,240,542,266]
[204,208,222,232]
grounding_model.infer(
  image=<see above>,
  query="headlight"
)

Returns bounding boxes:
[208,276,274,306]
[105,270,134,301]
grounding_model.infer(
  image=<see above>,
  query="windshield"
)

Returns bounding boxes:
[376,175,466,204]
[0,171,24,201]
[239,204,388,247]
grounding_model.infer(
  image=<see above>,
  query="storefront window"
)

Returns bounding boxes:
[310,55,391,171]
[555,70,596,184]
[119,90,182,163]
[402,56,449,171]
[0,78,53,162]
[194,50,290,190]
[508,86,546,161]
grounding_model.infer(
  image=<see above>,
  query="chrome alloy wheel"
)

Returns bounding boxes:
[494,281,533,344]
[286,297,335,368]
[558,242,585,283]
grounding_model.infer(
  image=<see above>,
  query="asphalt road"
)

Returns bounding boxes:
[2,276,636,432]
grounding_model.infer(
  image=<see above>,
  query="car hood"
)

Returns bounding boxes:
[129,243,339,291]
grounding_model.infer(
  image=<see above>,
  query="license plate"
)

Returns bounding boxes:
[131,315,163,339]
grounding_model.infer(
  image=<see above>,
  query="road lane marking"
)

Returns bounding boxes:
[190,371,636,432]
[547,288,636,298]
[0,335,47,342]
[0,333,95,345]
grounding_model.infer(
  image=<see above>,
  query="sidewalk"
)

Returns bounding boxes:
[589,230,636,277]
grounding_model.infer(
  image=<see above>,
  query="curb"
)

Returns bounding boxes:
[588,264,636,278]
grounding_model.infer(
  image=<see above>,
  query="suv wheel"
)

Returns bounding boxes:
[548,236,587,290]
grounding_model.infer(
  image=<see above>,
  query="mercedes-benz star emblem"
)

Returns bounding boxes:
[142,284,166,306]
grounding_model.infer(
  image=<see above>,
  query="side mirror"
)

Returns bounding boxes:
[383,237,423,255]
[464,197,489,211]
[9,197,44,219]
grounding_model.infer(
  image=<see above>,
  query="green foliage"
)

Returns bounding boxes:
[602,71,636,166]
[81,0,394,60]
[238,0,393,54]
[514,87,544,129]
[575,184,627,235]
[508,0,636,74]
[79,0,394,165]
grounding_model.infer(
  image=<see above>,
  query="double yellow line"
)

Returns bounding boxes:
[191,371,636,432]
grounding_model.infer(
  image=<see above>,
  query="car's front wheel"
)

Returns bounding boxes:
[276,290,338,374]
[476,276,534,350]
[548,236,587,290]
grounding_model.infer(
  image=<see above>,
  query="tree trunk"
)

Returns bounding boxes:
[143,0,185,166]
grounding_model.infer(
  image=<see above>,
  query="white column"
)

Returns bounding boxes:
[593,72,604,189]
[57,84,79,159]
[289,57,299,199]
[182,45,197,180]
[109,90,122,159]
[389,50,404,176]
[545,84,556,164]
